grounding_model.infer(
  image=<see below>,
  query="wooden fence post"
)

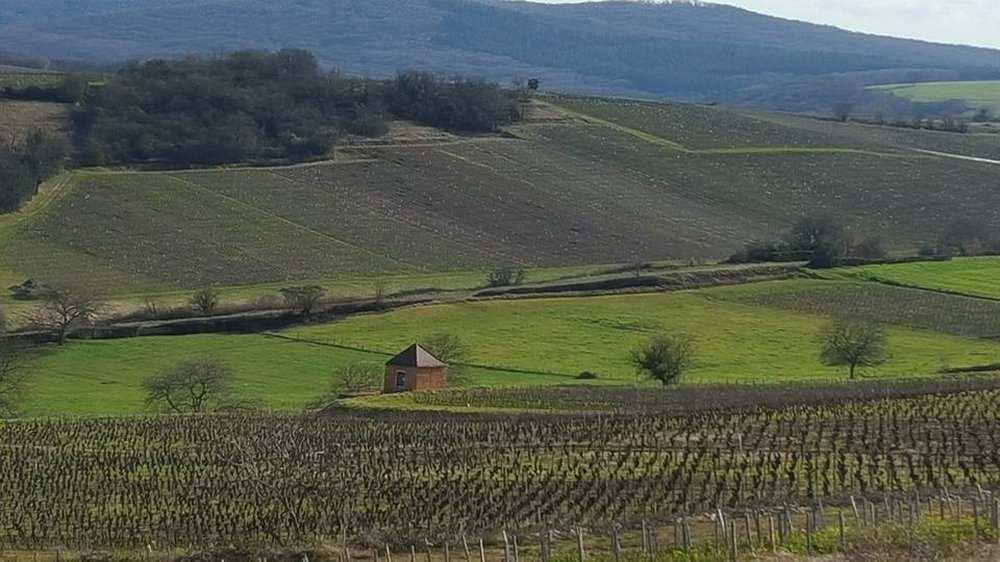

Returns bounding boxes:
[503,531,512,562]
[386,545,393,562]
[729,520,738,562]
[641,520,649,554]
[410,545,416,562]
[462,536,472,562]
[838,510,847,553]
[576,528,586,562]
[479,539,486,562]
[513,534,519,562]
[973,500,981,542]
[768,514,776,553]
[805,512,813,556]
[445,542,451,562]
[611,525,621,562]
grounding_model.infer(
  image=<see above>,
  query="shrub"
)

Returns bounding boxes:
[575,371,600,380]
[279,285,327,315]
[189,288,220,315]
[486,266,525,287]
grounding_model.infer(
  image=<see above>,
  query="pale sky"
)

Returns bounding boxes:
[536,0,1000,49]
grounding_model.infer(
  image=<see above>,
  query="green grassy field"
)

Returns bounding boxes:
[13,272,1000,417]
[708,278,1000,339]
[824,257,1000,300]
[287,283,999,383]
[0,71,64,89]
[18,334,580,417]
[872,81,1000,114]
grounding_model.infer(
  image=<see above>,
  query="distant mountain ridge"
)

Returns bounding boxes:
[2,0,998,109]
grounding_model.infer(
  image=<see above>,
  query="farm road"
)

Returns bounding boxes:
[912,148,1000,166]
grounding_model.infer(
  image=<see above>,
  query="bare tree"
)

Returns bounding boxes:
[486,266,525,287]
[22,283,103,345]
[308,362,382,409]
[190,287,220,315]
[280,285,326,316]
[629,333,696,386]
[0,340,28,416]
[819,319,889,379]
[143,358,248,413]
[420,332,471,385]
[373,278,386,306]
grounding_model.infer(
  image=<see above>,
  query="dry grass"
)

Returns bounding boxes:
[0,100,69,148]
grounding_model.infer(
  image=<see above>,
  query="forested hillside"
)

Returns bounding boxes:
[1,0,997,112]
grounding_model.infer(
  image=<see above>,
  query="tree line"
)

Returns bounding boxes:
[730,214,1000,267]
[73,50,524,167]
[0,130,69,213]
[0,49,525,212]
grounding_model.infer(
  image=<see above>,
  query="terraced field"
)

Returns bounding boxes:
[2,96,998,292]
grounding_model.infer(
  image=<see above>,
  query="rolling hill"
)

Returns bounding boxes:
[1,0,998,109]
[1,96,998,293]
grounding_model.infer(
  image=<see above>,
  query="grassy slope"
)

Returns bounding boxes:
[748,111,1000,161]
[822,257,1000,299]
[3,97,999,294]
[286,285,999,383]
[872,80,1000,113]
[707,277,1000,339]
[20,334,580,417]
[16,271,1000,417]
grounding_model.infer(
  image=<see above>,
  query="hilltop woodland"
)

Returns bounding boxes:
[0,49,525,211]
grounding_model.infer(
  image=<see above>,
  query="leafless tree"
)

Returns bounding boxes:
[819,319,889,379]
[22,283,103,345]
[307,362,382,410]
[189,287,220,315]
[143,358,249,413]
[420,332,471,385]
[280,285,326,316]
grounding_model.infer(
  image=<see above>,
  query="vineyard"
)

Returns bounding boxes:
[3,385,1000,553]
[546,95,875,150]
[709,279,1000,339]
[2,95,1000,292]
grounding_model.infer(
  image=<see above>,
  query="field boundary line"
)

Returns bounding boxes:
[541,101,914,158]
[165,173,421,273]
[846,274,1000,304]
[909,148,1000,166]
[0,171,75,230]
[261,332,577,379]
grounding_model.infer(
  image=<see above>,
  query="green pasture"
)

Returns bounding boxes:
[287,283,999,384]
[872,81,1000,114]
[12,274,1000,417]
[823,257,1000,299]
[17,334,576,417]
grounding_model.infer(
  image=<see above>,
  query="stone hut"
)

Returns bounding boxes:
[383,344,447,393]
